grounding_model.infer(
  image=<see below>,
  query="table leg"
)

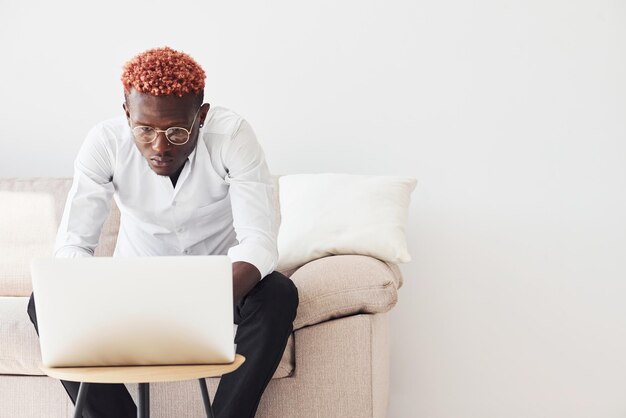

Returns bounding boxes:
[73,382,90,418]
[138,382,150,418]
[198,378,215,418]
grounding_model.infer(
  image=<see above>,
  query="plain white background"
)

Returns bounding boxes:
[2,1,625,417]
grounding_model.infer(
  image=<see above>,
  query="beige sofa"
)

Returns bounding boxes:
[0,177,403,418]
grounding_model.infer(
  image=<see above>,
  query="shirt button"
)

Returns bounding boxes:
[183,249,190,254]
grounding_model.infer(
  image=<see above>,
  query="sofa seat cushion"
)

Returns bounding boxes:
[0,296,294,379]
[284,255,401,331]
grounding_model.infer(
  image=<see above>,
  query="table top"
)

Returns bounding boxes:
[38,354,246,384]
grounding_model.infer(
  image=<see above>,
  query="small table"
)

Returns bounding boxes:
[40,354,246,418]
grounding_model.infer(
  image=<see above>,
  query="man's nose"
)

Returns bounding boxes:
[151,131,171,153]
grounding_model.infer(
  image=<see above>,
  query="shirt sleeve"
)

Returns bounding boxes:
[222,119,279,279]
[54,123,115,258]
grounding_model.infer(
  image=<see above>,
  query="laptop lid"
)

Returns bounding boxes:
[30,255,235,367]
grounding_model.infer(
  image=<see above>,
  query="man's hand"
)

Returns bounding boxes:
[232,261,261,305]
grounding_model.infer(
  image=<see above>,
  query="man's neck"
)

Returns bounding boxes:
[169,164,185,188]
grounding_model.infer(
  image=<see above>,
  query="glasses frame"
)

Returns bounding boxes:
[130,105,202,146]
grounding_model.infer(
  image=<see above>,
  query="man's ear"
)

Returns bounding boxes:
[122,102,131,126]
[199,103,211,128]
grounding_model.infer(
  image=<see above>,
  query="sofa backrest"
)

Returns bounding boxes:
[0,176,282,297]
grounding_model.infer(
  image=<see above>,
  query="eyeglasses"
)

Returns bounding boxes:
[130,106,202,146]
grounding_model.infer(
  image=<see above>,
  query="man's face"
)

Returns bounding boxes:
[123,89,209,177]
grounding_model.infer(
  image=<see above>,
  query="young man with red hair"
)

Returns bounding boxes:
[26,46,298,418]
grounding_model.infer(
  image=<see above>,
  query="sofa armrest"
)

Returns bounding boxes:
[282,255,402,331]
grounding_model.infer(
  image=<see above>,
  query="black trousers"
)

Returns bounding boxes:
[27,271,299,418]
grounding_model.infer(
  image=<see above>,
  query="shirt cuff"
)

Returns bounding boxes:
[227,242,277,279]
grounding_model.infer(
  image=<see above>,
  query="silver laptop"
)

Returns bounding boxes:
[30,255,235,368]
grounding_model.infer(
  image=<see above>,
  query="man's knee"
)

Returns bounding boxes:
[257,272,299,321]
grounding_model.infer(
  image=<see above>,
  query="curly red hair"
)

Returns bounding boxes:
[121,46,206,97]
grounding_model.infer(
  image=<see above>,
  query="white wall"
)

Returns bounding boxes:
[2,1,625,416]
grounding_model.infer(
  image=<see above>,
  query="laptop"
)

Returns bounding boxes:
[30,255,235,368]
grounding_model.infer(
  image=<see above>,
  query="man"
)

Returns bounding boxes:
[26,46,299,418]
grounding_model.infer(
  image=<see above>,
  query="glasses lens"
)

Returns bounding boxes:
[166,128,190,144]
[132,126,156,143]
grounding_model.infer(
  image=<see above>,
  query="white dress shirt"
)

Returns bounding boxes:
[54,106,279,279]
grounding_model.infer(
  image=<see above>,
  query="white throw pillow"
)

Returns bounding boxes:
[276,173,417,271]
